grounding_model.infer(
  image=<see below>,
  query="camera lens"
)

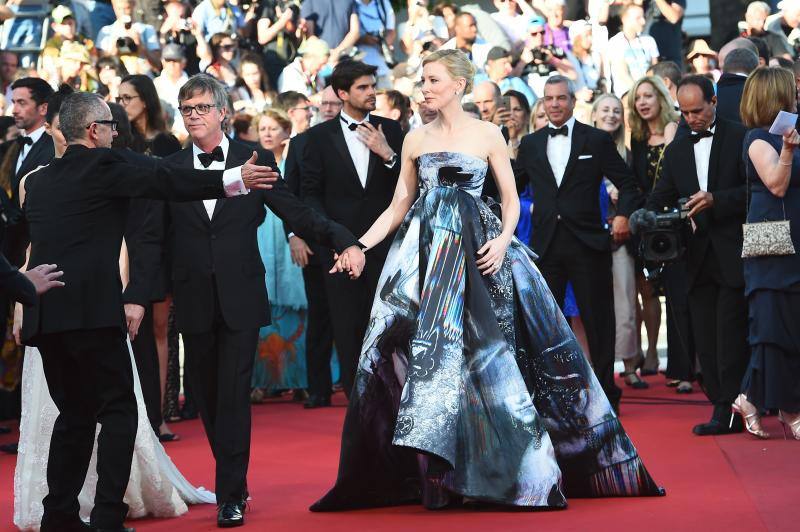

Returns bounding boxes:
[651,234,672,255]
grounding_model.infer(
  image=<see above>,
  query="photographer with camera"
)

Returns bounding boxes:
[160,0,206,75]
[606,3,659,98]
[355,0,396,89]
[640,75,749,436]
[96,0,162,74]
[519,16,578,99]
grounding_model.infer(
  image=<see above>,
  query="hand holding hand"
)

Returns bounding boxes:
[476,234,511,276]
[24,264,65,295]
[684,190,714,218]
[329,246,366,279]
[124,303,145,340]
[611,215,631,243]
[241,151,279,190]
[289,235,313,268]
[356,123,394,161]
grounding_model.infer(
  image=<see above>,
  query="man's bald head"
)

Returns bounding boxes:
[719,37,758,70]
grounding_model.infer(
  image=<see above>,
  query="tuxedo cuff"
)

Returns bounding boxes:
[223,168,248,197]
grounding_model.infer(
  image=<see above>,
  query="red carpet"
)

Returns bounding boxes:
[2,378,798,532]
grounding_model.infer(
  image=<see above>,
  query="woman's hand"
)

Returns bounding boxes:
[782,128,800,150]
[13,302,23,346]
[476,234,511,276]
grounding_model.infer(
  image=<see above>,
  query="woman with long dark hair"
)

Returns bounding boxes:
[202,32,239,88]
[231,52,275,114]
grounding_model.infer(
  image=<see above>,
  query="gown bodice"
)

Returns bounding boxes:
[415,151,488,199]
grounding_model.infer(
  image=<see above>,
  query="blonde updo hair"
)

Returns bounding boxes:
[422,49,477,95]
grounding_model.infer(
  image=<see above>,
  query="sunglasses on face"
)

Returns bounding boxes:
[220,44,237,52]
[529,30,544,36]
[86,119,118,131]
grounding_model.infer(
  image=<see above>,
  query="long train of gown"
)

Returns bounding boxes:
[312,152,663,511]
[14,341,215,530]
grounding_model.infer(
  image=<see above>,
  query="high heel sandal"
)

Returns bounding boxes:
[619,353,645,378]
[640,350,660,376]
[623,371,649,389]
[730,394,769,439]
[778,410,800,440]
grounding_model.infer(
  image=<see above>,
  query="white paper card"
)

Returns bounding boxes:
[768,110,798,135]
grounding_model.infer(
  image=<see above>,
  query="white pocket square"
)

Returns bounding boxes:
[578,154,593,160]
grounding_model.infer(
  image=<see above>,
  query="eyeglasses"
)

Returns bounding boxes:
[86,119,118,131]
[179,103,216,116]
[290,105,318,113]
[529,30,544,36]
[116,94,140,104]
[220,44,237,52]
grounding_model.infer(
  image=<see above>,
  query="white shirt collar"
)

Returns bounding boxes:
[340,109,369,127]
[192,133,230,161]
[547,116,576,133]
[23,125,46,143]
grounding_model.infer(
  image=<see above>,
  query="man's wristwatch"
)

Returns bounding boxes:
[384,152,398,167]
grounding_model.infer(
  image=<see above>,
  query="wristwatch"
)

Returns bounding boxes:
[384,152,398,168]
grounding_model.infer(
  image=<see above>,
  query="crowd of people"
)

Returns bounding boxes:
[0,0,799,530]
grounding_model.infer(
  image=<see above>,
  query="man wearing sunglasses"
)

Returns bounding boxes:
[141,74,365,528]
[19,91,279,532]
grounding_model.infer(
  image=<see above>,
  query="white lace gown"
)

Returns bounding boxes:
[13,342,215,530]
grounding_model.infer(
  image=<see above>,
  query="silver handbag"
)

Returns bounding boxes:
[741,167,796,258]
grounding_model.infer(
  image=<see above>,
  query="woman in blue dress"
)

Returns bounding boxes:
[313,50,662,511]
[250,109,309,400]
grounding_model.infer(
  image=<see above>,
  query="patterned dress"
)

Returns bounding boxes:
[311,152,663,510]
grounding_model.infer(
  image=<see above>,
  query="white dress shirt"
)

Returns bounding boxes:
[546,116,576,188]
[340,110,371,188]
[192,135,249,219]
[15,125,46,174]
[692,123,715,192]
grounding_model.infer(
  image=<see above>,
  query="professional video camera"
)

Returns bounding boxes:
[629,198,690,278]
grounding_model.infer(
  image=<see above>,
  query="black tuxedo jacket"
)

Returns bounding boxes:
[141,138,359,335]
[301,114,404,261]
[21,145,228,344]
[514,120,639,256]
[2,133,55,266]
[646,118,747,288]
[0,251,35,306]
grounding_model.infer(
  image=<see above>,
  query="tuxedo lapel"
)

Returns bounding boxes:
[331,116,363,189]
[560,122,587,190]
[211,139,242,221]
[706,120,724,191]
[15,133,49,182]
[534,132,558,189]
[364,116,381,189]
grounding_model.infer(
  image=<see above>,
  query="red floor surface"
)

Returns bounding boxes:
[2,378,799,532]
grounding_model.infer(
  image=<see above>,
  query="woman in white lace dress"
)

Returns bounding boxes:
[12,86,214,530]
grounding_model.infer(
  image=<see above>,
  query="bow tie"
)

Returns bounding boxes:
[198,145,224,168]
[16,136,33,147]
[547,125,568,137]
[340,116,363,131]
[689,129,714,144]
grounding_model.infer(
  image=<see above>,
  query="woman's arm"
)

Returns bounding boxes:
[357,133,420,251]
[257,8,292,45]
[477,125,521,276]
[749,130,799,198]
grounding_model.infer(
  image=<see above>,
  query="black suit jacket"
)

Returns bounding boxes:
[645,118,747,288]
[716,73,747,125]
[2,133,55,266]
[21,145,228,344]
[0,251,35,306]
[301,114,404,261]
[141,138,359,335]
[514,120,639,256]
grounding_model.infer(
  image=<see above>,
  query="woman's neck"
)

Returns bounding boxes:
[646,118,663,138]
[134,115,150,138]
[271,148,283,166]
[436,98,468,134]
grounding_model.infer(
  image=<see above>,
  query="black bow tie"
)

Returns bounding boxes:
[340,116,362,131]
[198,145,224,168]
[689,129,714,144]
[548,125,568,137]
[16,136,33,147]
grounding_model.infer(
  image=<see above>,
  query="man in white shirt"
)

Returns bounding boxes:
[606,3,659,97]
[441,12,493,72]
[278,36,330,96]
[153,43,189,139]
[96,0,162,74]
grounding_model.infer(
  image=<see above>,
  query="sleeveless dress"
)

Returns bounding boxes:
[13,342,215,530]
[311,151,663,511]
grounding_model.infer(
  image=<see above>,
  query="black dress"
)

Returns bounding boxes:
[741,128,800,412]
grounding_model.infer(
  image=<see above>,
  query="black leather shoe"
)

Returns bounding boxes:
[217,501,246,528]
[693,404,744,436]
[179,405,198,421]
[0,442,18,454]
[304,394,331,409]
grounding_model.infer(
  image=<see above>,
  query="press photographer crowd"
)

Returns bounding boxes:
[0,0,799,527]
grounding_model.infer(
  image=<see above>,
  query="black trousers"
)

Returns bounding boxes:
[131,303,162,434]
[323,251,384,398]
[37,327,137,531]
[303,263,334,398]
[688,248,749,408]
[537,224,621,405]
[661,260,696,381]
[181,285,259,504]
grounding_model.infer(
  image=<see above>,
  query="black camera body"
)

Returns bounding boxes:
[637,198,690,264]
[526,45,566,77]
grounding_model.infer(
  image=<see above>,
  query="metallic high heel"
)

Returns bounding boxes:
[778,410,800,440]
[730,394,770,439]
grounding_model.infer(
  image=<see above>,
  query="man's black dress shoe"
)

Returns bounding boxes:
[693,404,744,435]
[217,501,246,528]
[0,442,18,454]
[179,404,198,421]
[304,394,332,409]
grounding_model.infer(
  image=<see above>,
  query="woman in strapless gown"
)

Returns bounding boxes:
[311,51,662,512]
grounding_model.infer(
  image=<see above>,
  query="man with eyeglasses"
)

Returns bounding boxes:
[276,90,315,136]
[140,74,365,527]
[19,90,279,532]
